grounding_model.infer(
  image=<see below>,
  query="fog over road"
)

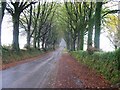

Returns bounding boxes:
[0,39,66,88]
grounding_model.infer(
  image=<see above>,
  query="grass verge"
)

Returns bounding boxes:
[2,48,44,64]
[71,49,120,85]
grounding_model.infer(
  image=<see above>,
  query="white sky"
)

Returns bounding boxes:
[1,1,119,51]
[1,13,26,49]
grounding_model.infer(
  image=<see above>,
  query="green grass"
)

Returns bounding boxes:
[2,47,44,64]
[71,49,120,84]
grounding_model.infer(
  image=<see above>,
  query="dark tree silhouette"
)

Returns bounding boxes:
[6,1,36,51]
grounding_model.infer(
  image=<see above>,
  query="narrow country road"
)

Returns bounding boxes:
[1,47,64,88]
[0,39,110,89]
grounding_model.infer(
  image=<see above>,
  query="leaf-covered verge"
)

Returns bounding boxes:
[71,49,120,85]
[2,46,44,64]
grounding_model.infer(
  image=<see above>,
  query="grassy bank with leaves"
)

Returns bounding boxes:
[71,49,120,85]
[2,47,44,64]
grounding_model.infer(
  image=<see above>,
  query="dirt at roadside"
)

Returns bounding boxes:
[51,53,112,88]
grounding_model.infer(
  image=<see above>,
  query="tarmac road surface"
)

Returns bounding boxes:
[1,47,64,88]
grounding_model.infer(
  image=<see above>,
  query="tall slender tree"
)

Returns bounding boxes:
[94,2,102,49]
[87,2,94,49]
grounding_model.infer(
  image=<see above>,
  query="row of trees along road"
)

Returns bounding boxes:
[0,0,60,52]
[57,2,120,51]
[0,1,120,52]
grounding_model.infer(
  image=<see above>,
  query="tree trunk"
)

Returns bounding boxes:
[53,40,56,50]
[42,36,45,50]
[72,33,76,51]
[115,45,118,50]
[37,25,42,48]
[87,18,94,49]
[33,2,40,49]
[12,14,20,51]
[94,2,102,49]
[37,38,40,48]
[73,39,76,51]
[77,30,80,50]
[27,31,31,49]
[67,31,71,50]
[33,33,37,48]
[27,5,32,49]
[65,31,70,50]
[45,43,47,50]
[45,38,49,50]
[87,2,94,49]
[80,29,84,50]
